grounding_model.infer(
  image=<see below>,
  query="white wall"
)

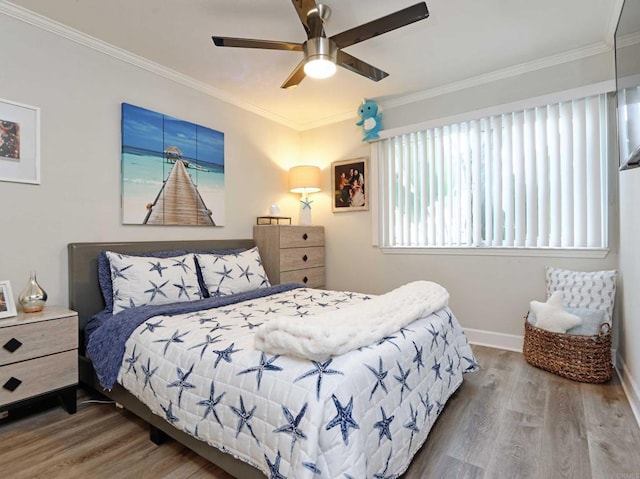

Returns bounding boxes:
[0,13,301,307]
[302,51,620,349]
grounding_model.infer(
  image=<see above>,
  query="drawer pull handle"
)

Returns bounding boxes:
[302,233,308,240]
[3,338,23,353]
[302,254,308,262]
[3,377,22,392]
[303,276,309,284]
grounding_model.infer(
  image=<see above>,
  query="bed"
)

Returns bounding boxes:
[68,239,478,479]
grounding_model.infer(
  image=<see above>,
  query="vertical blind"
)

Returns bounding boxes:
[377,94,608,249]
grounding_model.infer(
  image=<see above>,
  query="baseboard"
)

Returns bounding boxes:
[464,327,524,352]
[615,353,640,429]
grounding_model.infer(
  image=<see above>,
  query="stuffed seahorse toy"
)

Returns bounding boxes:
[356,99,382,142]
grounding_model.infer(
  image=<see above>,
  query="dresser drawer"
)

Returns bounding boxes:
[280,246,325,271]
[0,350,78,407]
[0,316,78,366]
[279,226,324,248]
[280,267,325,288]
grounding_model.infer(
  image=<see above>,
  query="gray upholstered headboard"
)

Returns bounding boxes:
[67,239,255,332]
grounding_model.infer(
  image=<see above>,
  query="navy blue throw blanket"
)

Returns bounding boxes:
[86,284,302,390]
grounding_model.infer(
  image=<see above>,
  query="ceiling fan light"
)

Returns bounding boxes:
[304,57,337,79]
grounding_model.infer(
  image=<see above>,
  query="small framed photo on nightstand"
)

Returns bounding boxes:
[0,280,17,318]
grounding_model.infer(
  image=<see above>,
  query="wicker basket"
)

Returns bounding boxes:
[523,314,612,383]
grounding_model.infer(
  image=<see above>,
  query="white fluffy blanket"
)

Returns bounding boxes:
[254,280,449,361]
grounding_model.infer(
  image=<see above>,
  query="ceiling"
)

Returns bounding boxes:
[1,0,624,130]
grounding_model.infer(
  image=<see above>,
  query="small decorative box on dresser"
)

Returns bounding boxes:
[0,306,78,414]
[254,225,325,288]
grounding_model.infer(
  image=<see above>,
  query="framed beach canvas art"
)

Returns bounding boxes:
[121,103,225,226]
[0,98,40,185]
[331,157,368,212]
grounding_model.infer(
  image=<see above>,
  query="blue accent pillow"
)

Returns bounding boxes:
[528,307,607,336]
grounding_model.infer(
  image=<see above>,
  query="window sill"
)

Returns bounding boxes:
[379,246,610,259]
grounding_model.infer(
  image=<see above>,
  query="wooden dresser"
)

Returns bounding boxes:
[0,306,78,414]
[253,225,325,288]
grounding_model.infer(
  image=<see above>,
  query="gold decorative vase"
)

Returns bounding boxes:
[19,271,48,313]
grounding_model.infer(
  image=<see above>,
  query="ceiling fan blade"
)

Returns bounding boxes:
[337,50,388,82]
[281,60,307,89]
[212,36,303,52]
[291,0,318,34]
[330,2,429,49]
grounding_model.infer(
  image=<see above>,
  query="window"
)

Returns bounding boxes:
[376,93,609,251]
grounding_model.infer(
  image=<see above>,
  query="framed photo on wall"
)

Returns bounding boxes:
[0,98,40,185]
[0,280,17,319]
[331,157,368,212]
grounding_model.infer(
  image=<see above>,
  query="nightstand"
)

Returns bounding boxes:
[0,306,78,414]
[254,225,325,288]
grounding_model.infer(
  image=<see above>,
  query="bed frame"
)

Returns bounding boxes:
[67,239,263,479]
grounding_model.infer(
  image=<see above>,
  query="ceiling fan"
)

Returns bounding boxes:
[212,1,429,89]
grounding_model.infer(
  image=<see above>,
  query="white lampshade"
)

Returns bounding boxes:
[289,165,322,194]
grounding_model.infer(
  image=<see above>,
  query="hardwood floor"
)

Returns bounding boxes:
[1,345,638,479]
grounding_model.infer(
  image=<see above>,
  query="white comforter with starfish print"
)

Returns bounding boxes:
[117,286,477,479]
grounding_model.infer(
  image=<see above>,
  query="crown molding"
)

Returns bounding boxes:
[379,41,612,112]
[0,0,299,130]
[618,31,640,49]
[605,0,625,48]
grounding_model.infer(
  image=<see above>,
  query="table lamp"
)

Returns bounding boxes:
[289,165,321,225]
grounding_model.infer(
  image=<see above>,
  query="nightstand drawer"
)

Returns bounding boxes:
[280,246,325,271]
[0,350,77,407]
[0,316,78,366]
[280,267,325,288]
[279,227,324,248]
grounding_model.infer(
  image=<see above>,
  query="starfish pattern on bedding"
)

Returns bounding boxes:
[212,342,240,368]
[189,334,223,359]
[403,403,420,454]
[237,352,282,390]
[124,345,140,377]
[173,277,193,300]
[412,341,424,373]
[259,274,270,287]
[154,329,189,356]
[393,361,412,402]
[167,364,196,407]
[326,394,359,446]
[215,265,234,283]
[295,359,344,401]
[377,335,401,351]
[432,359,442,381]
[196,380,225,425]
[238,265,254,282]
[441,326,450,348]
[373,448,394,479]
[230,396,259,444]
[208,322,232,334]
[140,319,164,334]
[171,257,192,273]
[264,451,286,479]
[445,355,456,387]
[145,280,169,302]
[161,401,179,424]
[273,403,308,455]
[427,324,440,349]
[463,354,479,371]
[240,321,263,330]
[303,462,321,475]
[399,326,415,339]
[419,391,434,425]
[373,407,395,444]
[364,357,389,400]
[141,357,158,396]
[436,400,445,416]
[111,263,132,281]
[148,261,168,277]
